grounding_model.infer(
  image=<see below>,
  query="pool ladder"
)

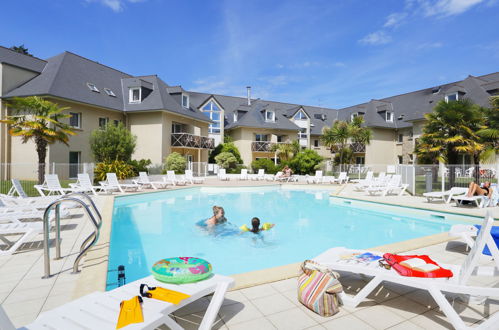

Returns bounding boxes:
[42,192,102,279]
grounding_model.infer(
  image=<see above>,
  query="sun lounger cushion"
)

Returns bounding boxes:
[383,253,453,278]
[474,225,499,256]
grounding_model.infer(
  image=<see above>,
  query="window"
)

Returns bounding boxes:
[114,120,120,126]
[409,154,414,163]
[397,133,403,143]
[182,94,189,108]
[294,110,307,120]
[355,156,365,165]
[172,122,185,133]
[445,93,458,102]
[408,130,413,140]
[265,110,275,122]
[398,155,403,164]
[314,139,319,148]
[69,112,81,128]
[298,128,307,139]
[129,87,141,103]
[86,83,99,93]
[255,134,269,142]
[351,112,364,121]
[233,112,238,122]
[99,117,109,128]
[104,88,116,97]
[201,100,222,134]
[277,135,283,143]
[386,111,394,122]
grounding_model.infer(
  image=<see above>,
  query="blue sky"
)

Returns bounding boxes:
[2,0,498,109]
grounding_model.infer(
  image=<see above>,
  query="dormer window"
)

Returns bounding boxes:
[233,112,238,122]
[293,110,307,120]
[351,112,364,121]
[265,110,275,122]
[445,92,458,102]
[104,88,116,97]
[87,83,99,93]
[182,94,189,108]
[385,111,394,122]
[129,87,141,104]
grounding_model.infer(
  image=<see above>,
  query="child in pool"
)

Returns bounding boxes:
[205,206,227,227]
[248,217,275,233]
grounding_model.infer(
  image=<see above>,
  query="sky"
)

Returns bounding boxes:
[1,0,498,109]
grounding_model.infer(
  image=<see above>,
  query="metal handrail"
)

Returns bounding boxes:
[42,194,101,278]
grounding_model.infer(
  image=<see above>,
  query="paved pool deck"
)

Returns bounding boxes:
[0,178,498,328]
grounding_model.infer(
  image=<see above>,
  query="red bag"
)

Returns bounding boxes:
[383,253,453,278]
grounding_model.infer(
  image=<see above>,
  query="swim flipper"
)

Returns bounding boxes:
[140,284,190,304]
[116,296,143,329]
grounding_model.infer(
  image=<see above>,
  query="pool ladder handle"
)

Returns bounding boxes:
[42,192,102,279]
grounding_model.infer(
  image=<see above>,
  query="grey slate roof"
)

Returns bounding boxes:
[0,46,46,73]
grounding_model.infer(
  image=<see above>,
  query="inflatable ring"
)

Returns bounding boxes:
[151,257,212,284]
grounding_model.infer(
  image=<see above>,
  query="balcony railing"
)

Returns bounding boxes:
[350,142,366,153]
[251,141,277,152]
[171,133,215,149]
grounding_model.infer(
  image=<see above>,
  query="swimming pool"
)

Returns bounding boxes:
[106,186,475,289]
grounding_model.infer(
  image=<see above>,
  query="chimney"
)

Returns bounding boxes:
[246,86,251,106]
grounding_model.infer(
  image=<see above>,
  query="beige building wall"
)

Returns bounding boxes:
[365,128,397,166]
[310,135,332,159]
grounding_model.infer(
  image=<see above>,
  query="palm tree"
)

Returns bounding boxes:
[321,116,371,169]
[415,99,485,186]
[476,96,499,163]
[0,97,76,183]
[271,140,300,162]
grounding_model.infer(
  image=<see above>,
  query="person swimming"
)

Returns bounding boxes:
[204,206,227,227]
[247,217,275,234]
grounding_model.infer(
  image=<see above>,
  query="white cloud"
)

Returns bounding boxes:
[415,41,444,49]
[418,0,484,17]
[334,62,346,68]
[384,12,408,27]
[359,31,392,45]
[85,0,146,12]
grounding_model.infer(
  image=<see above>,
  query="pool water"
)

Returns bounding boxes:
[106,186,461,289]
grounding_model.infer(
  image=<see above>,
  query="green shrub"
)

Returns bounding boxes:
[94,160,135,182]
[227,164,247,174]
[289,149,323,175]
[163,152,186,174]
[209,142,242,163]
[128,159,152,176]
[215,152,238,169]
[251,158,278,174]
[90,123,137,162]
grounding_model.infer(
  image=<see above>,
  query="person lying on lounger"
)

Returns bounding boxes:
[466,181,493,198]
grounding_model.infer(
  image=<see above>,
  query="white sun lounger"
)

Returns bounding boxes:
[239,169,248,180]
[163,171,187,186]
[184,170,205,184]
[101,173,140,193]
[69,173,104,195]
[366,175,408,196]
[0,218,43,256]
[217,168,230,181]
[249,169,265,181]
[351,171,373,184]
[306,170,323,184]
[331,172,349,184]
[266,171,282,181]
[3,273,235,330]
[134,172,169,189]
[453,195,487,208]
[313,211,499,330]
[34,174,86,196]
[449,224,480,251]
[423,187,468,203]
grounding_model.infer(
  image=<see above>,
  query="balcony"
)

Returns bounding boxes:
[171,133,215,149]
[253,141,285,152]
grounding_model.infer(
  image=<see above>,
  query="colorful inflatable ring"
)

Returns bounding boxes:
[240,223,274,232]
[151,257,212,284]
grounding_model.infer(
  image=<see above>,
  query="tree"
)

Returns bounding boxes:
[251,158,278,174]
[10,44,32,56]
[271,140,301,162]
[208,142,242,163]
[0,97,76,183]
[164,152,186,174]
[476,96,499,164]
[415,99,485,186]
[215,152,238,170]
[321,116,371,169]
[90,122,136,162]
[288,149,323,175]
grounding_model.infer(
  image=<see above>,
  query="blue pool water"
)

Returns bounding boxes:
[106,186,461,289]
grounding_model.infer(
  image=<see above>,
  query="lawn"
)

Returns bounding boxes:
[0,179,75,197]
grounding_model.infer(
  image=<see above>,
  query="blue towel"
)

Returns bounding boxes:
[474,225,499,256]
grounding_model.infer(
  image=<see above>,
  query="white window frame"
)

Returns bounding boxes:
[182,94,190,108]
[69,112,82,129]
[255,134,269,142]
[129,87,141,104]
[445,92,458,102]
[265,110,275,122]
[86,83,99,93]
[233,112,238,122]
[104,88,116,97]
[385,111,394,122]
[397,133,403,143]
[298,128,307,139]
[201,100,222,134]
[98,117,109,128]
[294,110,307,121]
[351,112,364,121]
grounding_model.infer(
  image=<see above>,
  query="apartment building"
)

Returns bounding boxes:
[1,45,498,179]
